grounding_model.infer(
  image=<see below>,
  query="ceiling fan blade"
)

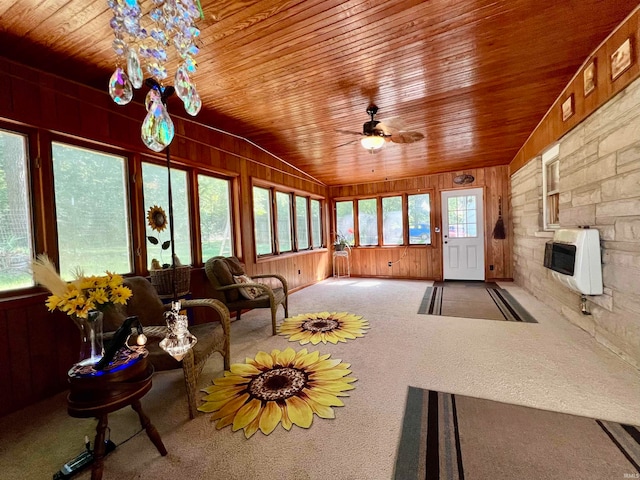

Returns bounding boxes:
[335,129,363,136]
[389,131,424,144]
[378,117,407,133]
[336,139,358,148]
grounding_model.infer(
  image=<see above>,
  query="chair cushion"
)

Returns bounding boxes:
[211,258,240,302]
[225,257,245,276]
[233,274,260,299]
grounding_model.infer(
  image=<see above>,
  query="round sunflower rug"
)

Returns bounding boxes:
[278,311,370,345]
[198,347,356,438]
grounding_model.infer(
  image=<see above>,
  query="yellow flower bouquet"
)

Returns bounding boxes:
[32,255,132,320]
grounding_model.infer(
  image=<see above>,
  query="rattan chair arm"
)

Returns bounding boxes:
[216,283,273,295]
[250,273,288,294]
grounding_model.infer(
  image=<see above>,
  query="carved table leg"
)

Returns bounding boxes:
[131,399,168,456]
[91,413,108,480]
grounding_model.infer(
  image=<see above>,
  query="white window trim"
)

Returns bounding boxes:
[541,143,560,231]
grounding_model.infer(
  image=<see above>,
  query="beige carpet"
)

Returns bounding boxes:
[0,278,639,479]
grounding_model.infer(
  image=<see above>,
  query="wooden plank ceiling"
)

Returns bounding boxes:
[0,0,637,186]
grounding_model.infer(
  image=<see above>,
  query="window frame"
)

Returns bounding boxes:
[252,180,325,259]
[333,191,434,248]
[542,144,560,231]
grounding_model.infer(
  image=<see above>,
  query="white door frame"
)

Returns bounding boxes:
[441,187,485,280]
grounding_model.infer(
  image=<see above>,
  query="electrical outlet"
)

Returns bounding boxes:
[388,261,392,267]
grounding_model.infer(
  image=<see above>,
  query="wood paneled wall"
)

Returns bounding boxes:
[0,57,330,417]
[510,10,640,174]
[329,165,513,281]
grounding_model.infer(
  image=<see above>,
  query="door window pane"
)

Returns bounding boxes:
[0,130,33,291]
[142,162,191,268]
[358,198,378,245]
[382,196,403,245]
[447,195,478,238]
[253,187,273,255]
[276,192,292,252]
[408,193,431,245]
[198,175,232,260]
[296,196,309,249]
[311,199,322,248]
[335,201,354,245]
[53,143,131,278]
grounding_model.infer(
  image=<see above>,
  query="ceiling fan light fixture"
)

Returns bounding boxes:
[361,135,385,152]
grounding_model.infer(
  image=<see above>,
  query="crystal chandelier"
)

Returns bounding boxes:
[107,0,203,152]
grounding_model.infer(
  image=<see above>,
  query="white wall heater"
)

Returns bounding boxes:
[543,228,603,295]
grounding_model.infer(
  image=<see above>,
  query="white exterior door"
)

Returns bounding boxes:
[441,188,485,280]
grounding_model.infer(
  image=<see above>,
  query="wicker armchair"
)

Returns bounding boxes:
[102,276,231,419]
[204,256,289,335]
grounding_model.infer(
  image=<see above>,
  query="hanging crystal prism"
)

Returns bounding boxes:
[108,68,133,105]
[174,64,192,102]
[145,88,162,111]
[184,87,201,116]
[141,96,174,152]
[127,48,144,89]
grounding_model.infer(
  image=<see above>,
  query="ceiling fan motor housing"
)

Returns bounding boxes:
[363,120,385,136]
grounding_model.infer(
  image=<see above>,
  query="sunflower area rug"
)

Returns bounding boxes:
[198,348,356,438]
[278,311,370,345]
[395,387,640,480]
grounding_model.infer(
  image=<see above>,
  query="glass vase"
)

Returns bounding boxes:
[75,310,104,366]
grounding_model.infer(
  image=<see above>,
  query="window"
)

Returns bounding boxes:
[142,162,191,268]
[276,192,293,252]
[52,143,131,278]
[253,186,273,255]
[0,129,33,291]
[542,144,560,230]
[198,174,233,259]
[310,199,322,248]
[295,196,309,249]
[447,195,478,238]
[408,193,431,245]
[358,198,378,245]
[382,196,403,245]
[335,201,354,244]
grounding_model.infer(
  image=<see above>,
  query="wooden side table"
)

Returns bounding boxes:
[67,353,167,480]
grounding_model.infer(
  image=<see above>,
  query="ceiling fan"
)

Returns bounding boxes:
[338,105,425,153]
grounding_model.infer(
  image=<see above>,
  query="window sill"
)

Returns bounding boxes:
[256,248,328,263]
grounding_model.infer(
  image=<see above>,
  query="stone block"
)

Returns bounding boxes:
[597,224,615,241]
[595,215,616,226]
[602,263,640,294]
[602,240,640,253]
[584,153,617,183]
[614,217,640,242]
[559,126,585,158]
[615,291,640,315]
[617,143,640,174]
[596,198,640,217]
[601,169,640,201]
[587,292,613,311]
[598,117,640,158]
[561,168,586,191]
[602,245,640,268]
[559,204,596,226]
[559,191,572,205]
[571,186,601,206]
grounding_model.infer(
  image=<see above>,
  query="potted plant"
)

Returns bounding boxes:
[334,233,349,251]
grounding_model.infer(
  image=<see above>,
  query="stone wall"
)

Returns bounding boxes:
[511,76,640,368]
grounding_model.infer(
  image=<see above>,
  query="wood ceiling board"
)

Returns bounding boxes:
[0,0,637,185]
